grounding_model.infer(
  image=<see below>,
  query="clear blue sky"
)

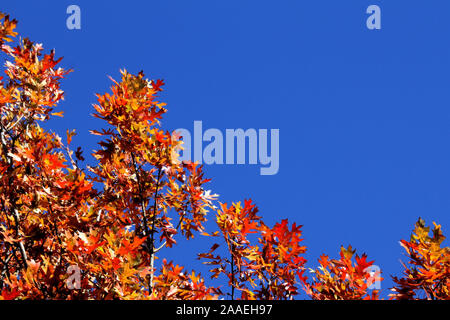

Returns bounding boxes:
[3,0,450,298]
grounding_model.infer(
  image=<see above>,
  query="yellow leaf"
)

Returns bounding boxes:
[51,111,64,117]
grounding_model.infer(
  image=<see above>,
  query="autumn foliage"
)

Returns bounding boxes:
[199,201,307,300]
[0,13,449,300]
[390,219,450,300]
[305,245,382,300]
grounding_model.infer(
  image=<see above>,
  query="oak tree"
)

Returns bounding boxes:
[0,13,449,300]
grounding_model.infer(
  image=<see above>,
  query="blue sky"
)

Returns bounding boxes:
[3,0,450,298]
